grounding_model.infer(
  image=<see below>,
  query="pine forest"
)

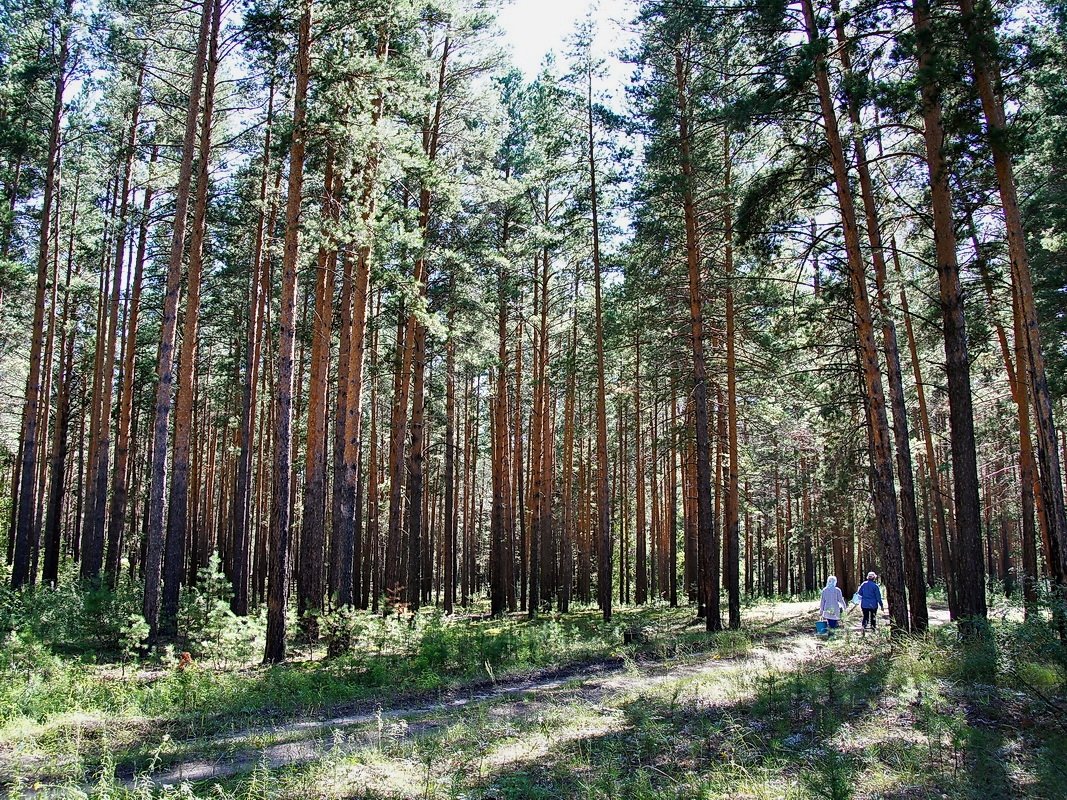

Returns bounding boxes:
[2,0,1067,796]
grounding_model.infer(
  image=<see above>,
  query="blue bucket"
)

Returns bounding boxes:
[815,620,829,635]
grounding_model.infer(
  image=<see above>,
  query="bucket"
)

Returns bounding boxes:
[815,620,829,635]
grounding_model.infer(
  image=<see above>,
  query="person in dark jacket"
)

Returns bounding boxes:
[857,572,884,631]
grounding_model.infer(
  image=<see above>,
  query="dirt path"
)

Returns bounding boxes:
[141,602,954,787]
[12,601,952,794]
[142,624,826,787]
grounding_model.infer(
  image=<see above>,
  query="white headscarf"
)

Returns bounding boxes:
[825,575,837,589]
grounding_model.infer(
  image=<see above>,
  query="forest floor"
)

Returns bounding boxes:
[2,597,1066,799]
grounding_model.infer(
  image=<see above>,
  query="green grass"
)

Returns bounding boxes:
[3,593,1067,799]
[0,596,730,788]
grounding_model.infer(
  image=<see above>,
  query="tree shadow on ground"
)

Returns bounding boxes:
[1,606,811,791]
[458,648,900,799]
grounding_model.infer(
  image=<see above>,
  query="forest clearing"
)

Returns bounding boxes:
[3,0,1067,795]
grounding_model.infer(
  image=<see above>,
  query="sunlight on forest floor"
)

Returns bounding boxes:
[1,597,1065,799]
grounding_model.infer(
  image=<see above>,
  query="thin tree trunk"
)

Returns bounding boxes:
[81,180,118,582]
[831,7,927,630]
[635,333,646,605]
[367,340,382,611]
[491,262,512,616]
[528,262,544,619]
[163,1,221,634]
[895,246,958,615]
[1014,285,1040,608]
[86,67,145,583]
[12,0,71,590]
[231,87,275,616]
[42,183,78,587]
[265,0,311,664]
[142,0,212,636]
[339,55,388,609]
[108,145,157,582]
[723,135,741,630]
[669,380,678,607]
[675,46,717,630]
[560,271,578,613]
[444,302,457,614]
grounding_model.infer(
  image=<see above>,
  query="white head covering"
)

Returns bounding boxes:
[825,575,837,589]
[867,571,877,580]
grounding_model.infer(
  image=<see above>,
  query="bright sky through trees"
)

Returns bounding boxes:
[497,0,633,80]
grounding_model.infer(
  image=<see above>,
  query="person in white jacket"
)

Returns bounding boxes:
[819,575,846,630]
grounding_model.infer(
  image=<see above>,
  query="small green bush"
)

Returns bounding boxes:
[801,748,856,800]
[179,554,258,668]
[321,604,364,658]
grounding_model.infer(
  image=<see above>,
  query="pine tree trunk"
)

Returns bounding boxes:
[668,380,679,607]
[586,69,611,623]
[108,145,156,583]
[163,1,221,635]
[530,238,553,616]
[970,223,1041,609]
[831,7,927,630]
[264,0,311,664]
[960,0,1067,587]
[723,137,741,630]
[82,181,118,581]
[11,1,70,590]
[528,266,543,619]
[516,316,528,613]
[1014,286,1040,608]
[635,333,646,605]
[86,67,145,583]
[675,47,717,630]
[684,424,697,603]
[895,248,958,615]
[406,309,428,610]
[800,0,908,630]
[912,0,987,626]
[42,189,78,588]
[385,299,415,605]
[142,0,212,636]
[232,88,275,616]
[367,343,381,611]
[444,303,457,614]
[560,274,578,613]
[339,65,387,610]
[491,258,512,616]
[650,397,660,601]
[298,153,335,632]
